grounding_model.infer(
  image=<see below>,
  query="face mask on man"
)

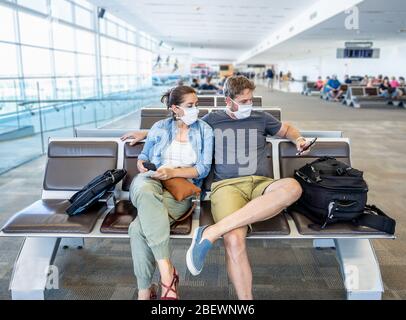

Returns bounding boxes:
[229,99,253,119]
[179,106,199,126]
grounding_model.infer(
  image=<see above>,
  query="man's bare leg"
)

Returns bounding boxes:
[223,227,253,300]
[203,178,302,243]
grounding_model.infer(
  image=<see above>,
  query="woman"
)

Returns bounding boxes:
[124,86,213,300]
[366,77,375,88]
[315,76,324,91]
[360,75,369,86]
[390,76,400,89]
[379,77,398,99]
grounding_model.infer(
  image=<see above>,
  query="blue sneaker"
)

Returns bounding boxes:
[186,225,213,276]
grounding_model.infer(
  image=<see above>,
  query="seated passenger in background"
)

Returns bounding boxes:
[379,77,399,99]
[367,78,375,88]
[334,84,348,102]
[321,76,330,92]
[186,76,312,300]
[399,77,405,87]
[344,75,352,84]
[122,86,213,300]
[360,75,369,86]
[315,76,324,90]
[199,76,219,91]
[390,76,400,89]
[324,75,341,99]
[191,78,200,89]
[374,74,384,85]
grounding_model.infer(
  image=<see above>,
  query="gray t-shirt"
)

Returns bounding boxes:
[202,110,282,182]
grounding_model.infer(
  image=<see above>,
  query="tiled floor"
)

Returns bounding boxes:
[0,85,405,300]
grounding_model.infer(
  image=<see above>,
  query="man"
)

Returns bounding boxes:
[344,75,352,84]
[266,68,274,90]
[185,76,312,300]
[323,75,341,100]
[191,78,200,89]
[199,76,219,91]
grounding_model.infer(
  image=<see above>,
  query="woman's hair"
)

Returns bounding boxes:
[161,86,196,119]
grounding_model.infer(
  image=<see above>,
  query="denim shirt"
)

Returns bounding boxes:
[138,118,214,188]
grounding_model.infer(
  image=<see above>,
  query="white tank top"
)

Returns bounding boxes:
[162,140,197,168]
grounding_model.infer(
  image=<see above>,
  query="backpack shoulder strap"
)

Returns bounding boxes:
[354,205,396,235]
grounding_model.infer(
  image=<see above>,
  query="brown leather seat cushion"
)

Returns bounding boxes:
[199,201,290,236]
[2,200,106,234]
[290,210,387,236]
[100,200,193,235]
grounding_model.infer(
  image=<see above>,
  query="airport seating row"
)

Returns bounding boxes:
[0,136,394,300]
[75,105,342,138]
[302,81,406,109]
[320,84,349,101]
[196,95,262,108]
[75,128,343,139]
[197,90,218,95]
[344,87,406,109]
[139,107,280,129]
[301,82,322,96]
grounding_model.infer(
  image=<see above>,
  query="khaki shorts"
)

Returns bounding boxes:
[209,176,274,231]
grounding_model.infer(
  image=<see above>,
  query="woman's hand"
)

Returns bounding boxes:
[152,167,175,181]
[121,131,148,146]
[137,160,148,173]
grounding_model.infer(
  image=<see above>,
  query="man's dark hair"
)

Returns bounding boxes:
[223,75,256,99]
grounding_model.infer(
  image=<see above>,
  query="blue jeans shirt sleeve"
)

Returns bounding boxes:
[194,122,214,180]
[138,121,164,162]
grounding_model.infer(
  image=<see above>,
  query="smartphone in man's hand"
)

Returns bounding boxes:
[296,138,318,156]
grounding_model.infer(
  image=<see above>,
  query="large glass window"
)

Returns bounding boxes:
[18,12,50,48]
[21,46,52,76]
[75,6,93,29]
[1,0,154,98]
[76,29,95,54]
[0,43,19,76]
[52,22,75,51]
[54,51,76,76]
[0,6,15,42]
[77,54,95,75]
[51,0,73,23]
[17,0,48,14]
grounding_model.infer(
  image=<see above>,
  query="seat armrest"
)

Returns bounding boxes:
[98,191,116,208]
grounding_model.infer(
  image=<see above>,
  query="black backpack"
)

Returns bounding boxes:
[292,157,395,234]
[66,169,127,216]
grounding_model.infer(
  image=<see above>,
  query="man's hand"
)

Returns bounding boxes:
[296,137,312,156]
[152,167,175,181]
[121,131,147,146]
[137,160,148,173]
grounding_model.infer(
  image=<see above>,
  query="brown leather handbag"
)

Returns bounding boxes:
[162,177,201,202]
[162,178,201,225]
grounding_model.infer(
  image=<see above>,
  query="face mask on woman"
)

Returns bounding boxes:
[229,99,253,120]
[179,106,199,126]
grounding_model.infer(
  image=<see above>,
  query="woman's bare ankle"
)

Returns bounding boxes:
[203,225,218,243]
[138,289,151,300]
